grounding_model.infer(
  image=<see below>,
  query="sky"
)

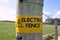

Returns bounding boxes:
[43,0,60,22]
[0,0,60,21]
[0,0,16,21]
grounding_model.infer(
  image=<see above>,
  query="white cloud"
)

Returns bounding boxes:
[0,0,1,2]
[52,11,60,18]
[0,0,16,21]
[0,5,16,21]
[3,0,10,3]
[43,11,51,15]
[57,11,60,14]
[43,11,60,22]
[42,15,46,22]
[43,11,47,22]
[43,11,52,22]
[43,11,53,18]
[0,0,10,3]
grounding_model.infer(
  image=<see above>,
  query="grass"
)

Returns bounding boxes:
[0,22,16,40]
[43,24,54,35]
[0,22,60,40]
[43,24,60,35]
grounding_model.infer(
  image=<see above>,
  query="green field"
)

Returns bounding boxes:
[0,22,16,40]
[0,22,60,40]
[43,24,60,35]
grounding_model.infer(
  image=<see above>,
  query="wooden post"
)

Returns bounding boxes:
[54,18,58,40]
[16,0,44,40]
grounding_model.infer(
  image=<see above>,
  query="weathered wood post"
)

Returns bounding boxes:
[16,0,44,40]
[54,18,58,40]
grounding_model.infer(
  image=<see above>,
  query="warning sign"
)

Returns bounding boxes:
[16,16,42,33]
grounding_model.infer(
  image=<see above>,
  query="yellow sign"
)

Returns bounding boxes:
[16,16,42,33]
